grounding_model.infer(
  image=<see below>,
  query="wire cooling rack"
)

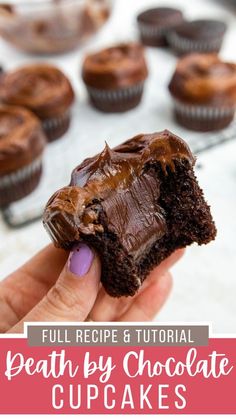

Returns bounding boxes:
[2,119,236,229]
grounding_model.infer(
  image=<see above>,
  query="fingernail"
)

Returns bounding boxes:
[68,243,94,277]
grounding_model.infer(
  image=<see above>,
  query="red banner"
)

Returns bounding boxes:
[0,337,235,414]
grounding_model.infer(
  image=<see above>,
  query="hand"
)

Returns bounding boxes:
[0,243,184,333]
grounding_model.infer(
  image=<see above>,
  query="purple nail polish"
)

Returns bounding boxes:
[68,243,94,277]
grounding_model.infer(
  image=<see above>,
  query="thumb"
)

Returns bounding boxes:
[9,243,101,333]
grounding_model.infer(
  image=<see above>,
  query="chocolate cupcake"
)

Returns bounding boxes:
[169,53,236,131]
[167,19,227,55]
[0,106,46,207]
[82,43,148,112]
[0,64,74,142]
[43,130,216,297]
[137,7,184,47]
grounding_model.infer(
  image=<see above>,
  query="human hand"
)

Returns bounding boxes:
[0,244,184,333]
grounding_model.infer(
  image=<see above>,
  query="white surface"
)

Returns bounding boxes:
[0,0,236,333]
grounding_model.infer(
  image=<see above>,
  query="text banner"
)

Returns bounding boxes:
[0,325,235,414]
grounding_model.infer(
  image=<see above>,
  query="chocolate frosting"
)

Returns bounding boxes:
[43,130,194,258]
[173,19,226,40]
[0,105,46,175]
[82,43,148,90]
[101,173,166,258]
[0,64,74,119]
[169,53,236,106]
[137,7,183,25]
[0,2,110,54]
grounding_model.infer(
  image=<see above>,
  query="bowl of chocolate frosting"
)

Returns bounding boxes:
[0,0,113,54]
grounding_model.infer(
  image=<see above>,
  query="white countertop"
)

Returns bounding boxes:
[0,0,236,333]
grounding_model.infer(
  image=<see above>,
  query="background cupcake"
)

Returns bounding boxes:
[137,7,184,47]
[167,19,227,55]
[169,53,236,131]
[0,64,74,142]
[0,105,46,207]
[82,43,148,112]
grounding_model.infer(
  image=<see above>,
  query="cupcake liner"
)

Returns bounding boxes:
[0,155,43,207]
[167,31,224,55]
[87,82,144,112]
[42,111,71,142]
[173,98,235,131]
[138,23,167,37]
[138,22,175,46]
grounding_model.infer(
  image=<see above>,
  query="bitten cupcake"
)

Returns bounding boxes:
[0,106,46,207]
[0,64,74,142]
[137,7,184,47]
[43,130,216,297]
[82,43,148,112]
[167,19,227,55]
[168,53,236,131]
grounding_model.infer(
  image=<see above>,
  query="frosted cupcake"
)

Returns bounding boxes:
[169,53,236,131]
[82,43,148,112]
[167,19,226,56]
[0,106,46,207]
[137,7,184,47]
[0,64,74,142]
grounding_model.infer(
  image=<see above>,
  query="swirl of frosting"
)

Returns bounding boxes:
[0,105,46,175]
[169,53,236,106]
[82,43,148,89]
[71,130,194,191]
[0,64,74,119]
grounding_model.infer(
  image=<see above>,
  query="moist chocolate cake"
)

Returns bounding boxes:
[43,130,216,297]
